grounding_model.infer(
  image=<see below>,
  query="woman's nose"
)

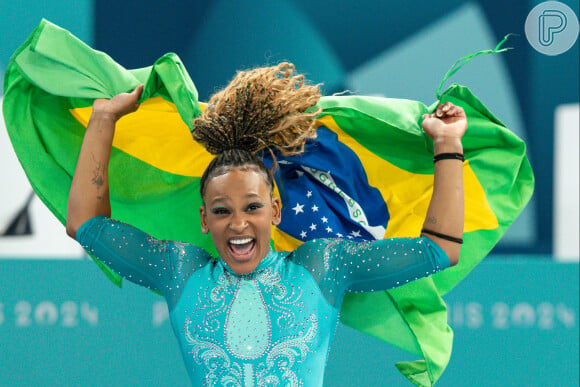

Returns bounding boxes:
[228,213,248,232]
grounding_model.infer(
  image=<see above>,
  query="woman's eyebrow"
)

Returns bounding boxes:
[208,193,261,205]
[208,196,229,205]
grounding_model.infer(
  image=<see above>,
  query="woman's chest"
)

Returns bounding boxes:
[170,265,339,385]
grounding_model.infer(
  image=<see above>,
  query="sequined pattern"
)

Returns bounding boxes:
[181,264,318,386]
[292,237,448,306]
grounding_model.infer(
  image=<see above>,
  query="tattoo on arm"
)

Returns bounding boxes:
[91,163,104,187]
[90,153,104,189]
[426,216,437,225]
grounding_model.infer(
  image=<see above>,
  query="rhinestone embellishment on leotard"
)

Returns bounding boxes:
[184,266,317,386]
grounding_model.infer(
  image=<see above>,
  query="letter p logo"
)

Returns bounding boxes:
[539,10,567,46]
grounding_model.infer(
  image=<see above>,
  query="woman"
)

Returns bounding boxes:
[66,63,466,386]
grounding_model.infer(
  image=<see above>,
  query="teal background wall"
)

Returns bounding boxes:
[0,259,577,386]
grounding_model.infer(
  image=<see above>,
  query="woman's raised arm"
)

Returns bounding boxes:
[420,102,467,266]
[66,85,143,239]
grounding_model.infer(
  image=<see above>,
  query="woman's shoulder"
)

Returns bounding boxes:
[283,238,345,263]
[168,240,214,267]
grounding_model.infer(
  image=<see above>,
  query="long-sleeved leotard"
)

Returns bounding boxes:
[77,216,449,386]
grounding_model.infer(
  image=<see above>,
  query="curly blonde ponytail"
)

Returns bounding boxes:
[192,62,321,156]
[193,62,321,199]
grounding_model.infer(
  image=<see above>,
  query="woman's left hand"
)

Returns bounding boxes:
[421,102,467,142]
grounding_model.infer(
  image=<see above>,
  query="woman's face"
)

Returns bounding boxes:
[200,168,281,275]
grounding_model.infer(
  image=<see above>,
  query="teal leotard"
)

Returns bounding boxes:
[77,216,449,386]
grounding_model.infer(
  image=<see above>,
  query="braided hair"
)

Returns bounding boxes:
[193,62,321,200]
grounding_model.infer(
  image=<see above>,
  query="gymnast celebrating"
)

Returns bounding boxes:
[66,63,466,386]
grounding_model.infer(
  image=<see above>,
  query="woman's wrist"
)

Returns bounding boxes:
[87,110,118,138]
[432,137,463,155]
[90,111,118,122]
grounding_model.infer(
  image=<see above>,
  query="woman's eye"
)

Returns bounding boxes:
[246,202,264,212]
[211,207,229,215]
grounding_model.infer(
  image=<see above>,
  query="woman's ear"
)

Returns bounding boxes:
[199,205,209,234]
[271,197,282,226]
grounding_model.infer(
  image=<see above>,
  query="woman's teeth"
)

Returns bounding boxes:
[229,237,253,245]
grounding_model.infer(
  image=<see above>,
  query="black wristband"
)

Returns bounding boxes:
[421,228,463,244]
[433,153,464,163]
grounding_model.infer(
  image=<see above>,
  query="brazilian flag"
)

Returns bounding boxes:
[3,20,533,386]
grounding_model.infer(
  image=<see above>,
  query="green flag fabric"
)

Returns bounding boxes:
[3,20,533,385]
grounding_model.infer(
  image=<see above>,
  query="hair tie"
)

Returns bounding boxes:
[421,228,463,244]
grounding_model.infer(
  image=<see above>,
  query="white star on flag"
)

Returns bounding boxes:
[281,170,382,243]
[292,203,304,215]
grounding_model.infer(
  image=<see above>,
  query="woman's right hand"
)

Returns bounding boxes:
[66,84,144,239]
[92,84,144,122]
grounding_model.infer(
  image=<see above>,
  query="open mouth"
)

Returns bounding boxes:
[228,237,256,260]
